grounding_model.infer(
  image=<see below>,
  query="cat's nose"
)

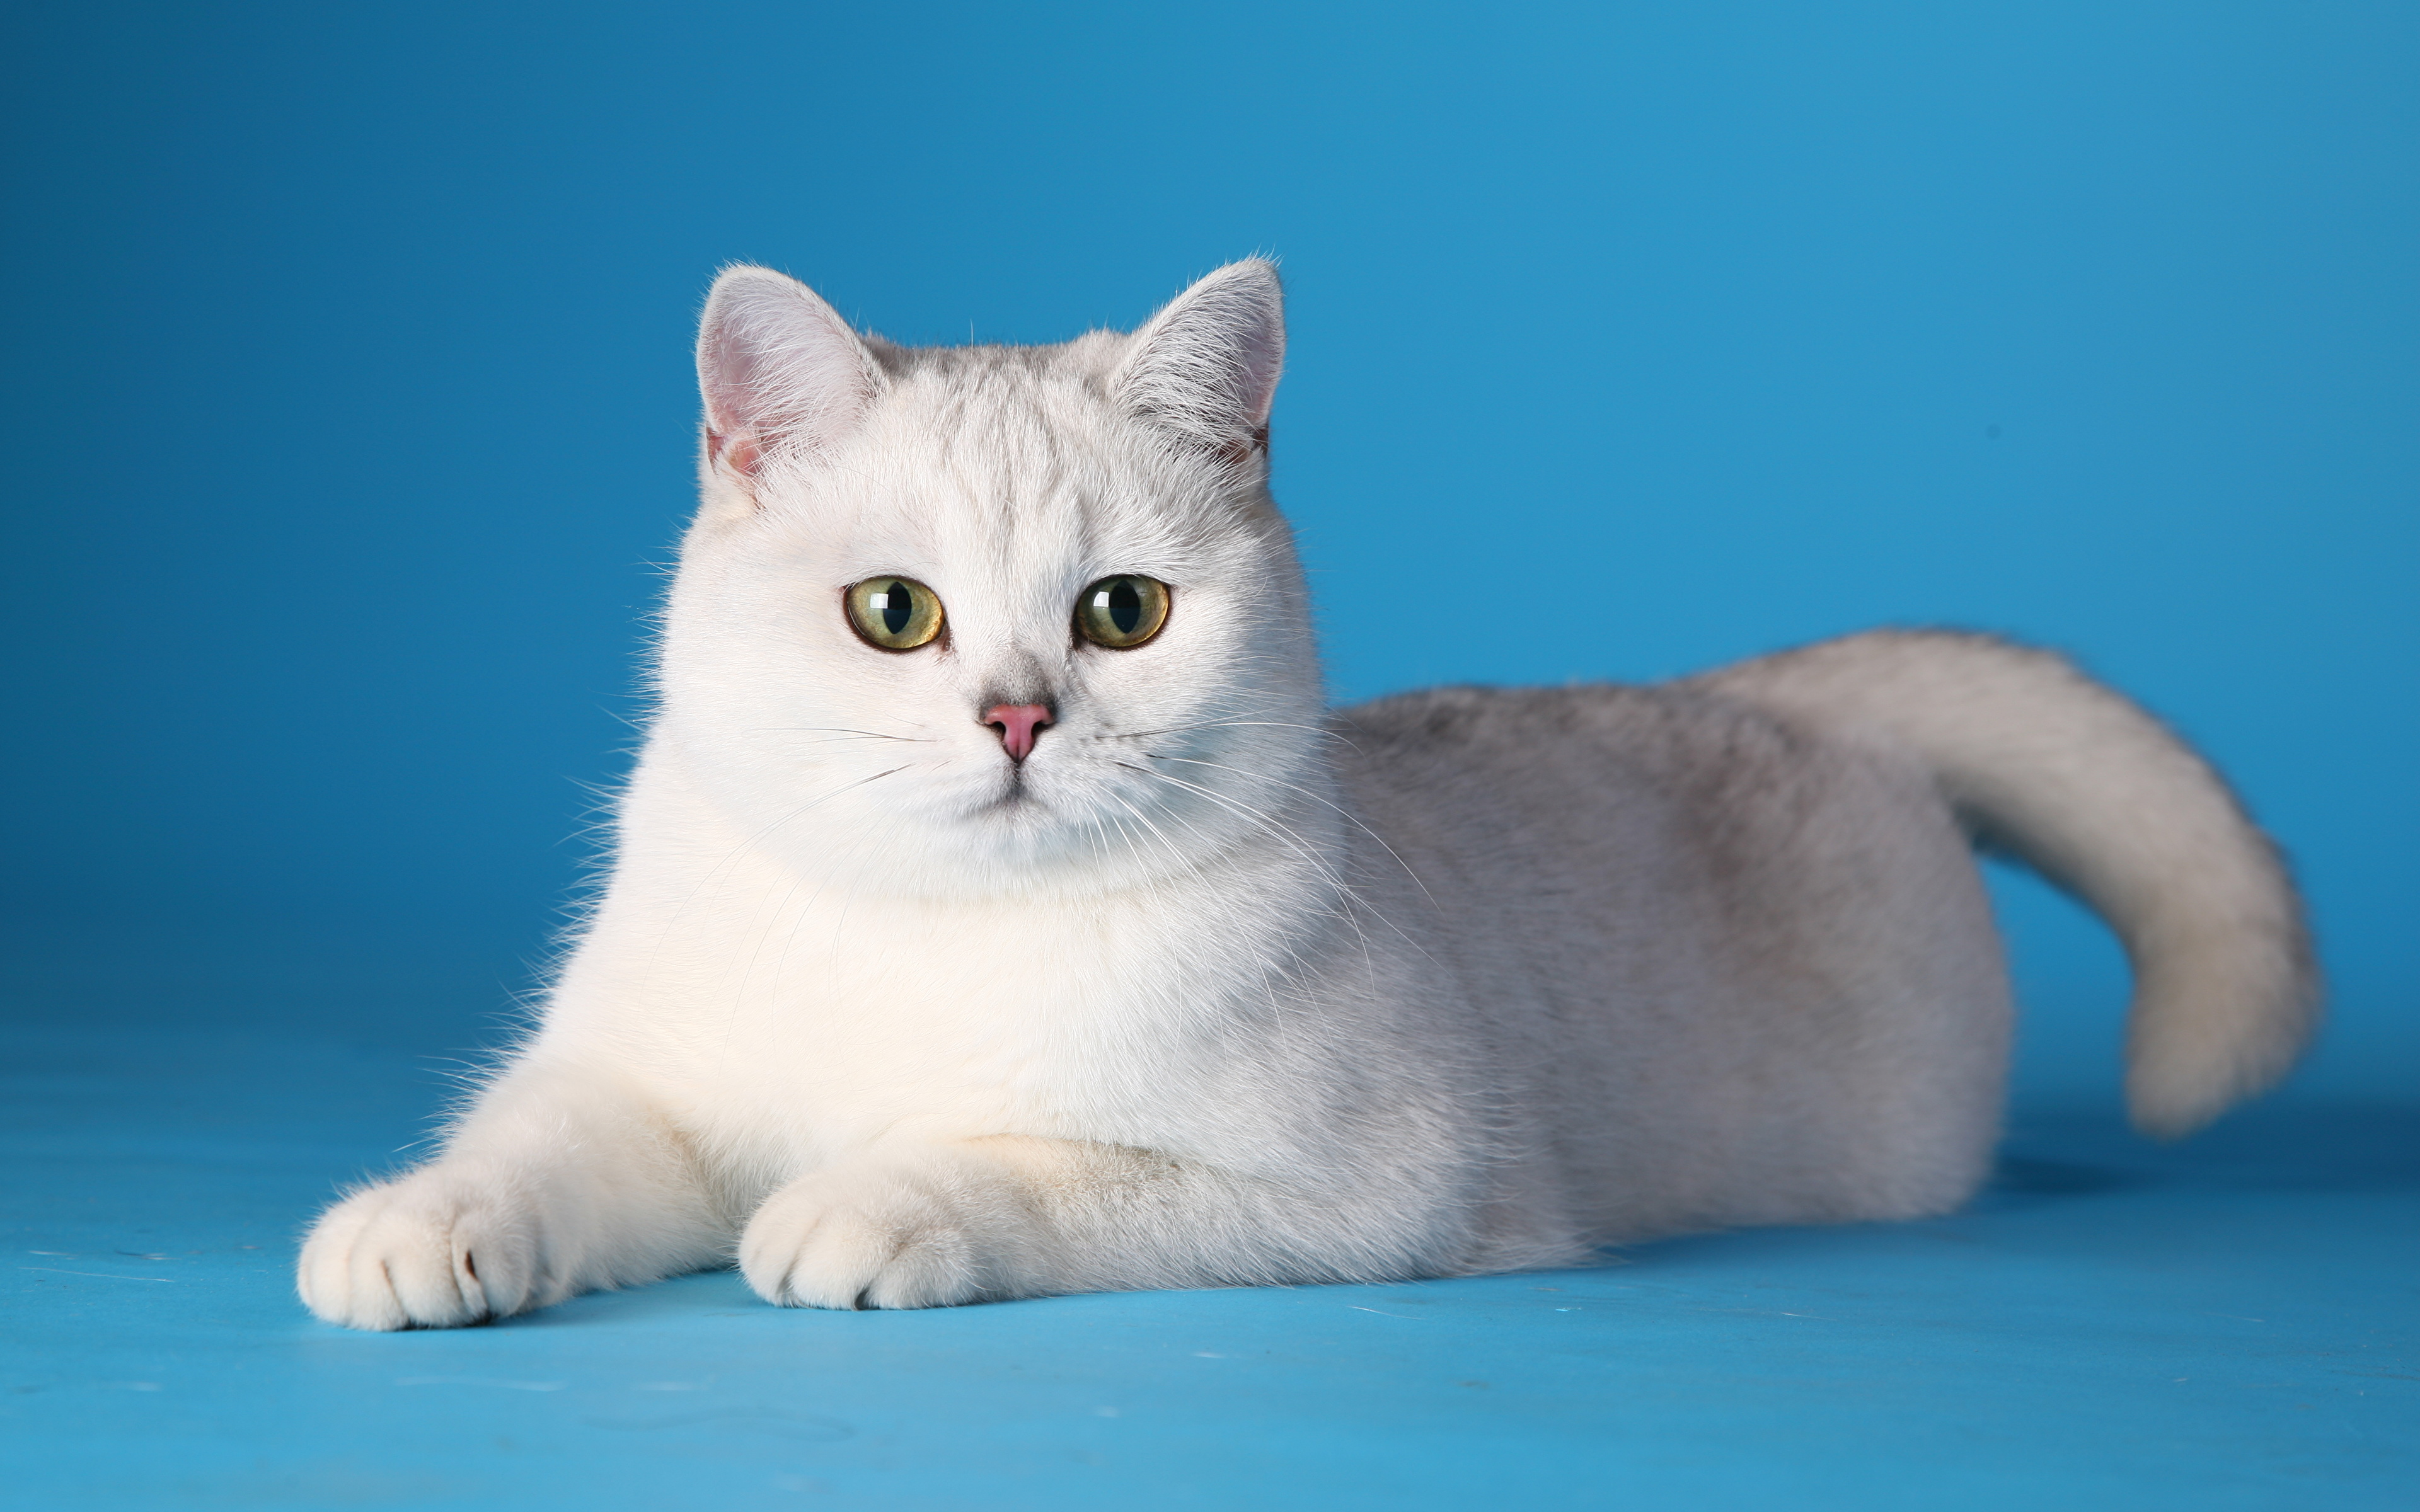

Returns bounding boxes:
[981,702,1054,762]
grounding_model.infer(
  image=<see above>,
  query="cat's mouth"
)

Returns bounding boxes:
[974,765,1044,816]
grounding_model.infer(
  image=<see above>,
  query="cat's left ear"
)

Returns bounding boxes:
[696,265,884,494]
[1114,259,1285,464]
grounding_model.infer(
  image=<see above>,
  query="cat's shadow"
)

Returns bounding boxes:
[1984,1153,2145,1199]
[484,1268,761,1329]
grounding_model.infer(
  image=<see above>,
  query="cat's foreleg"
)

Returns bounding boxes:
[738,1135,1426,1309]
[297,1058,724,1329]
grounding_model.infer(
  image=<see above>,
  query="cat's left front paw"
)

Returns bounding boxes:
[737,1152,1044,1310]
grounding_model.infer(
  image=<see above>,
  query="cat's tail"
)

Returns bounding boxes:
[1697,629,2319,1137]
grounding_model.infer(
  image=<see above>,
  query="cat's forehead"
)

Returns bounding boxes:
[868,328,1124,388]
[818,335,1217,559]
[867,331,1126,463]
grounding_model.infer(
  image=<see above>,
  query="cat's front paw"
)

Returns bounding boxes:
[738,1152,1044,1310]
[297,1167,543,1330]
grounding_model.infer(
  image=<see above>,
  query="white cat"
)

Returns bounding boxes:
[297,261,2317,1328]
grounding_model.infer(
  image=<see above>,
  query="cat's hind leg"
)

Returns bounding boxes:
[297,1057,724,1329]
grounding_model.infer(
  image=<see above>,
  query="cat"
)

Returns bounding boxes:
[297,260,2317,1328]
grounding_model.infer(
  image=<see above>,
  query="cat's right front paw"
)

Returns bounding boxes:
[296,1169,542,1331]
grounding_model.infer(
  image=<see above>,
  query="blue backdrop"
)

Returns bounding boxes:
[3,1,2412,1094]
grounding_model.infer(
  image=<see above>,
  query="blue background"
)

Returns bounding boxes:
[3,3,2413,1508]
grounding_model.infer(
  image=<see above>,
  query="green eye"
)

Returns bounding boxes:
[1074,575,1171,650]
[844,576,945,651]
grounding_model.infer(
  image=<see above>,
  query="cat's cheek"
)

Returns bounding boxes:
[736,1155,1045,1311]
[294,1170,541,1331]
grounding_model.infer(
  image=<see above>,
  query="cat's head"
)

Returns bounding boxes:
[652,261,1332,900]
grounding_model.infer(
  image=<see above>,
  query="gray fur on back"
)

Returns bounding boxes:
[1334,680,2011,1249]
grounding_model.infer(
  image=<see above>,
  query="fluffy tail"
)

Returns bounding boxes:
[1698,629,2319,1137]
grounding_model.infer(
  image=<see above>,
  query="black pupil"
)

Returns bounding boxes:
[881,581,913,636]
[1107,580,1142,634]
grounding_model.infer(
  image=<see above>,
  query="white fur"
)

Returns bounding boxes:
[298,261,2319,1328]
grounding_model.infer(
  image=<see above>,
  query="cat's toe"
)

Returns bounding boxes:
[297,1172,535,1330]
[738,1164,989,1310]
[857,1225,982,1309]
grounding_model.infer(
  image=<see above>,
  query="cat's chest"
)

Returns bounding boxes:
[591,881,1272,1160]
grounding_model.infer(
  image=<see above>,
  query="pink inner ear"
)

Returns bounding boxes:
[708,429,764,478]
[697,269,879,478]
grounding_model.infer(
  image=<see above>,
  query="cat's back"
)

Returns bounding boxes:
[1330,677,1981,948]
[1328,677,1907,1014]
[1332,679,1865,890]
[1328,679,2007,1238]
[1335,679,1789,796]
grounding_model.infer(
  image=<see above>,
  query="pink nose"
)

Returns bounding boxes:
[982,702,1053,762]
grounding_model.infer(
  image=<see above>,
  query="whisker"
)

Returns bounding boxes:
[1099,789,1309,1033]
[1143,752,1436,909]
[1111,760,1384,966]
[1090,719,1361,752]
[1102,786,1218,890]
[1116,760,1436,972]
[746,726,936,743]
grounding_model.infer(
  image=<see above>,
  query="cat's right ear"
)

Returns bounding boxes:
[696,266,883,504]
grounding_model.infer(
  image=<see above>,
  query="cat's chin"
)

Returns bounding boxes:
[969,772,1046,818]
[744,803,1176,905]
[948,800,1143,890]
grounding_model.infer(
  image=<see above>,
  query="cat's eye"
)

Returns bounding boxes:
[844,576,945,651]
[1074,575,1170,650]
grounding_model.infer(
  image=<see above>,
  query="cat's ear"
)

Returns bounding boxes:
[696,265,883,491]
[1114,260,1285,463]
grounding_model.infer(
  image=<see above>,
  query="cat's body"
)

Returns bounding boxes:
[299,262,2316,1329]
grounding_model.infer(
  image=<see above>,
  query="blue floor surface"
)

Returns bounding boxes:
[6,997,2415,1509]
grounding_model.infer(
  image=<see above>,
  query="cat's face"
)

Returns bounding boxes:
[654,263,1328,900]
